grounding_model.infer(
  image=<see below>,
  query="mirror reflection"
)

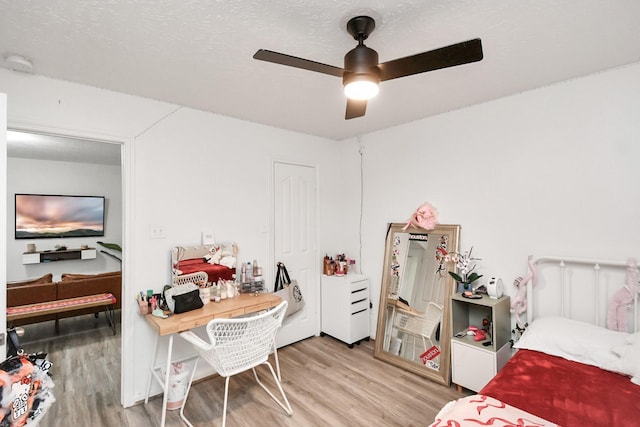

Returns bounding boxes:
[375,223,460,385]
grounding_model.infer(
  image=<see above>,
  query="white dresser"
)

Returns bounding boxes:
[320,274,370,348]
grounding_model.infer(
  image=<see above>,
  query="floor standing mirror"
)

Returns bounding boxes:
[374,223,460,385]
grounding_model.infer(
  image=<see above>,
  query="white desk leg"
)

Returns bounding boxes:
[160,334,174,427]
[145,333,160,404]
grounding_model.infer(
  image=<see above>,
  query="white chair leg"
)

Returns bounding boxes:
[222,376,231,427]
[252,362,293,416]
[272,345,282,382]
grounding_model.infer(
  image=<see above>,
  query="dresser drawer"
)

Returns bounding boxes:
[350,287,368,302]
[351,297,369,313]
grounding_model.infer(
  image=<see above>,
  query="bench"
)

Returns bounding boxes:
[6,293,117,335]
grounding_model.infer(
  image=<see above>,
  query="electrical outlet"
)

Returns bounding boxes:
[150,225,166,239]
[202,231,215,245]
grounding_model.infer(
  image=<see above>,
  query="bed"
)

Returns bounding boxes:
[430,255,640,426]
[171,243,238,284]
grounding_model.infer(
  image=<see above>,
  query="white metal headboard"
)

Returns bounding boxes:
[524,255,639,333]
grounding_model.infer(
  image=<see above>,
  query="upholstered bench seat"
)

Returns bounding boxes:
[7,293,117,335]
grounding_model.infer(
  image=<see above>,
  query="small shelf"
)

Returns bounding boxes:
[450,294,511,392]
[23,248,97,265]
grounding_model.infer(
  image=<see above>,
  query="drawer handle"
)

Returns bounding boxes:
[351,287,367,294]
[351,308,367,316]
[351,298,367,305]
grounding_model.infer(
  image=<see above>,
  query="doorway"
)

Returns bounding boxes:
[5,129,126,409]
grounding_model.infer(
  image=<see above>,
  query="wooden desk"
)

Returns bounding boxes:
[144,292,281,336]
[144,293,281,427]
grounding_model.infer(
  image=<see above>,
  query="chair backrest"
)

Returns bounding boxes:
[199,301,288,377]
[422,302,443,339]
[173,271,208,286]
[395,302,443,340]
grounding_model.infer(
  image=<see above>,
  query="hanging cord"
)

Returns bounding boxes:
[358,136,364,274]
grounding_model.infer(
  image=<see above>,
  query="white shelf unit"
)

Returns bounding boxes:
[320,274,370,348]
[22,248,97,264]
[450,294,511,392]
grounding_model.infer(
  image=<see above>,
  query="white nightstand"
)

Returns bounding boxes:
[320,274,370,348]
[450,294,511,392]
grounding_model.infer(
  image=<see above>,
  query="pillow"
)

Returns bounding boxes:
[514,316,629,372]
[7,273,53,287]
[60,271,120,281]
[626,331,640,345]
[611,341,640,385]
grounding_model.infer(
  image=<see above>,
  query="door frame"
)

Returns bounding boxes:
[4,120,134,406]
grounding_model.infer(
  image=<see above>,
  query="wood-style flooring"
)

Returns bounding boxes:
[16,314,468,426]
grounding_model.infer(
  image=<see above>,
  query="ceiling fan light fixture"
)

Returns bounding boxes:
[344,75,379,100]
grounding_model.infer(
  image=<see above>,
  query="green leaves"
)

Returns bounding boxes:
[448,271,482,284]
[97,241,122,252]
[448,271,464,282]
[466,272,483,284]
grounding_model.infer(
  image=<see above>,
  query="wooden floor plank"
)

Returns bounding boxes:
[16,314,468,426]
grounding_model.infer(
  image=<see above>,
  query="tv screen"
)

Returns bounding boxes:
[15,194,105,239]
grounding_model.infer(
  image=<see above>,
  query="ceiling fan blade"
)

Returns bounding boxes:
[345,98,367,120]
[378,38,483,81]
[253,49,344,77]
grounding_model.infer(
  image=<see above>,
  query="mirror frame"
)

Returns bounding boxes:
[373,223,460,385]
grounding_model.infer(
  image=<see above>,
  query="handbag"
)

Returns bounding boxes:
[172,289,204,314]
[163,282,201,313]
[273,262,305,317]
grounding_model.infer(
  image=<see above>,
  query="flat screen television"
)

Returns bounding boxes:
[15,194,105,239]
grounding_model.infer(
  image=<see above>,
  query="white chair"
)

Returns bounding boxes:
[173,271,208,286]
[179,301,292,427]
[394,301,443,362]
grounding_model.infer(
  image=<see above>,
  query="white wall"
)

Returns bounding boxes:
[0,69,360,406]
[2,60,639,404]
[359,63,640,336]
[7,157,122,281]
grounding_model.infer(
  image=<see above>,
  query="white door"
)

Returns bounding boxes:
[273,161,319,347]
[0,93,7,358]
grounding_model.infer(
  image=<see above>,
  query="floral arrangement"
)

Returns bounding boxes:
[444,246,483,291]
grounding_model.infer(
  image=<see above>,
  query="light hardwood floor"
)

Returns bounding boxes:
[17,314,467,426]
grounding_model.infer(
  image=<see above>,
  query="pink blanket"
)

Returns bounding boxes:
[430,394,558,427]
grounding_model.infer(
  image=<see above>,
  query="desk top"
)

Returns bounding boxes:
[145,293,282,336]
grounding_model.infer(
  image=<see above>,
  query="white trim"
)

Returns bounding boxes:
[0,94,7,358]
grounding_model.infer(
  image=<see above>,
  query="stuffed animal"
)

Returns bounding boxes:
[606,258,639,332]
[204,245,222,265]
[402,202,439,231]
[510,255,537,328]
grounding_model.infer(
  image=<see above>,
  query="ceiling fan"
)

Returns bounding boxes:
[253,15,483,120]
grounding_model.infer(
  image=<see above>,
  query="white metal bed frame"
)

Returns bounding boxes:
[524,255,639,333]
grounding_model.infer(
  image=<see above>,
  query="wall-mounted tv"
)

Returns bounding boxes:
[15,194,105,239]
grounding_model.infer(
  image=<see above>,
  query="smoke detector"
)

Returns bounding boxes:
[5,54,33,73]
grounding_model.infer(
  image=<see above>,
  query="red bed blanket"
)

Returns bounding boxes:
[176,258,235,283]
[479,349,640,426]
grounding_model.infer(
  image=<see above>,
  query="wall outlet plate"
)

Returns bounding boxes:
[150,225,166,239]
[202,231,215,245]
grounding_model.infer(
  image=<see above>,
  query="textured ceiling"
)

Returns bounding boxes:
[7,131,121,166]
[1,0,640,142]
